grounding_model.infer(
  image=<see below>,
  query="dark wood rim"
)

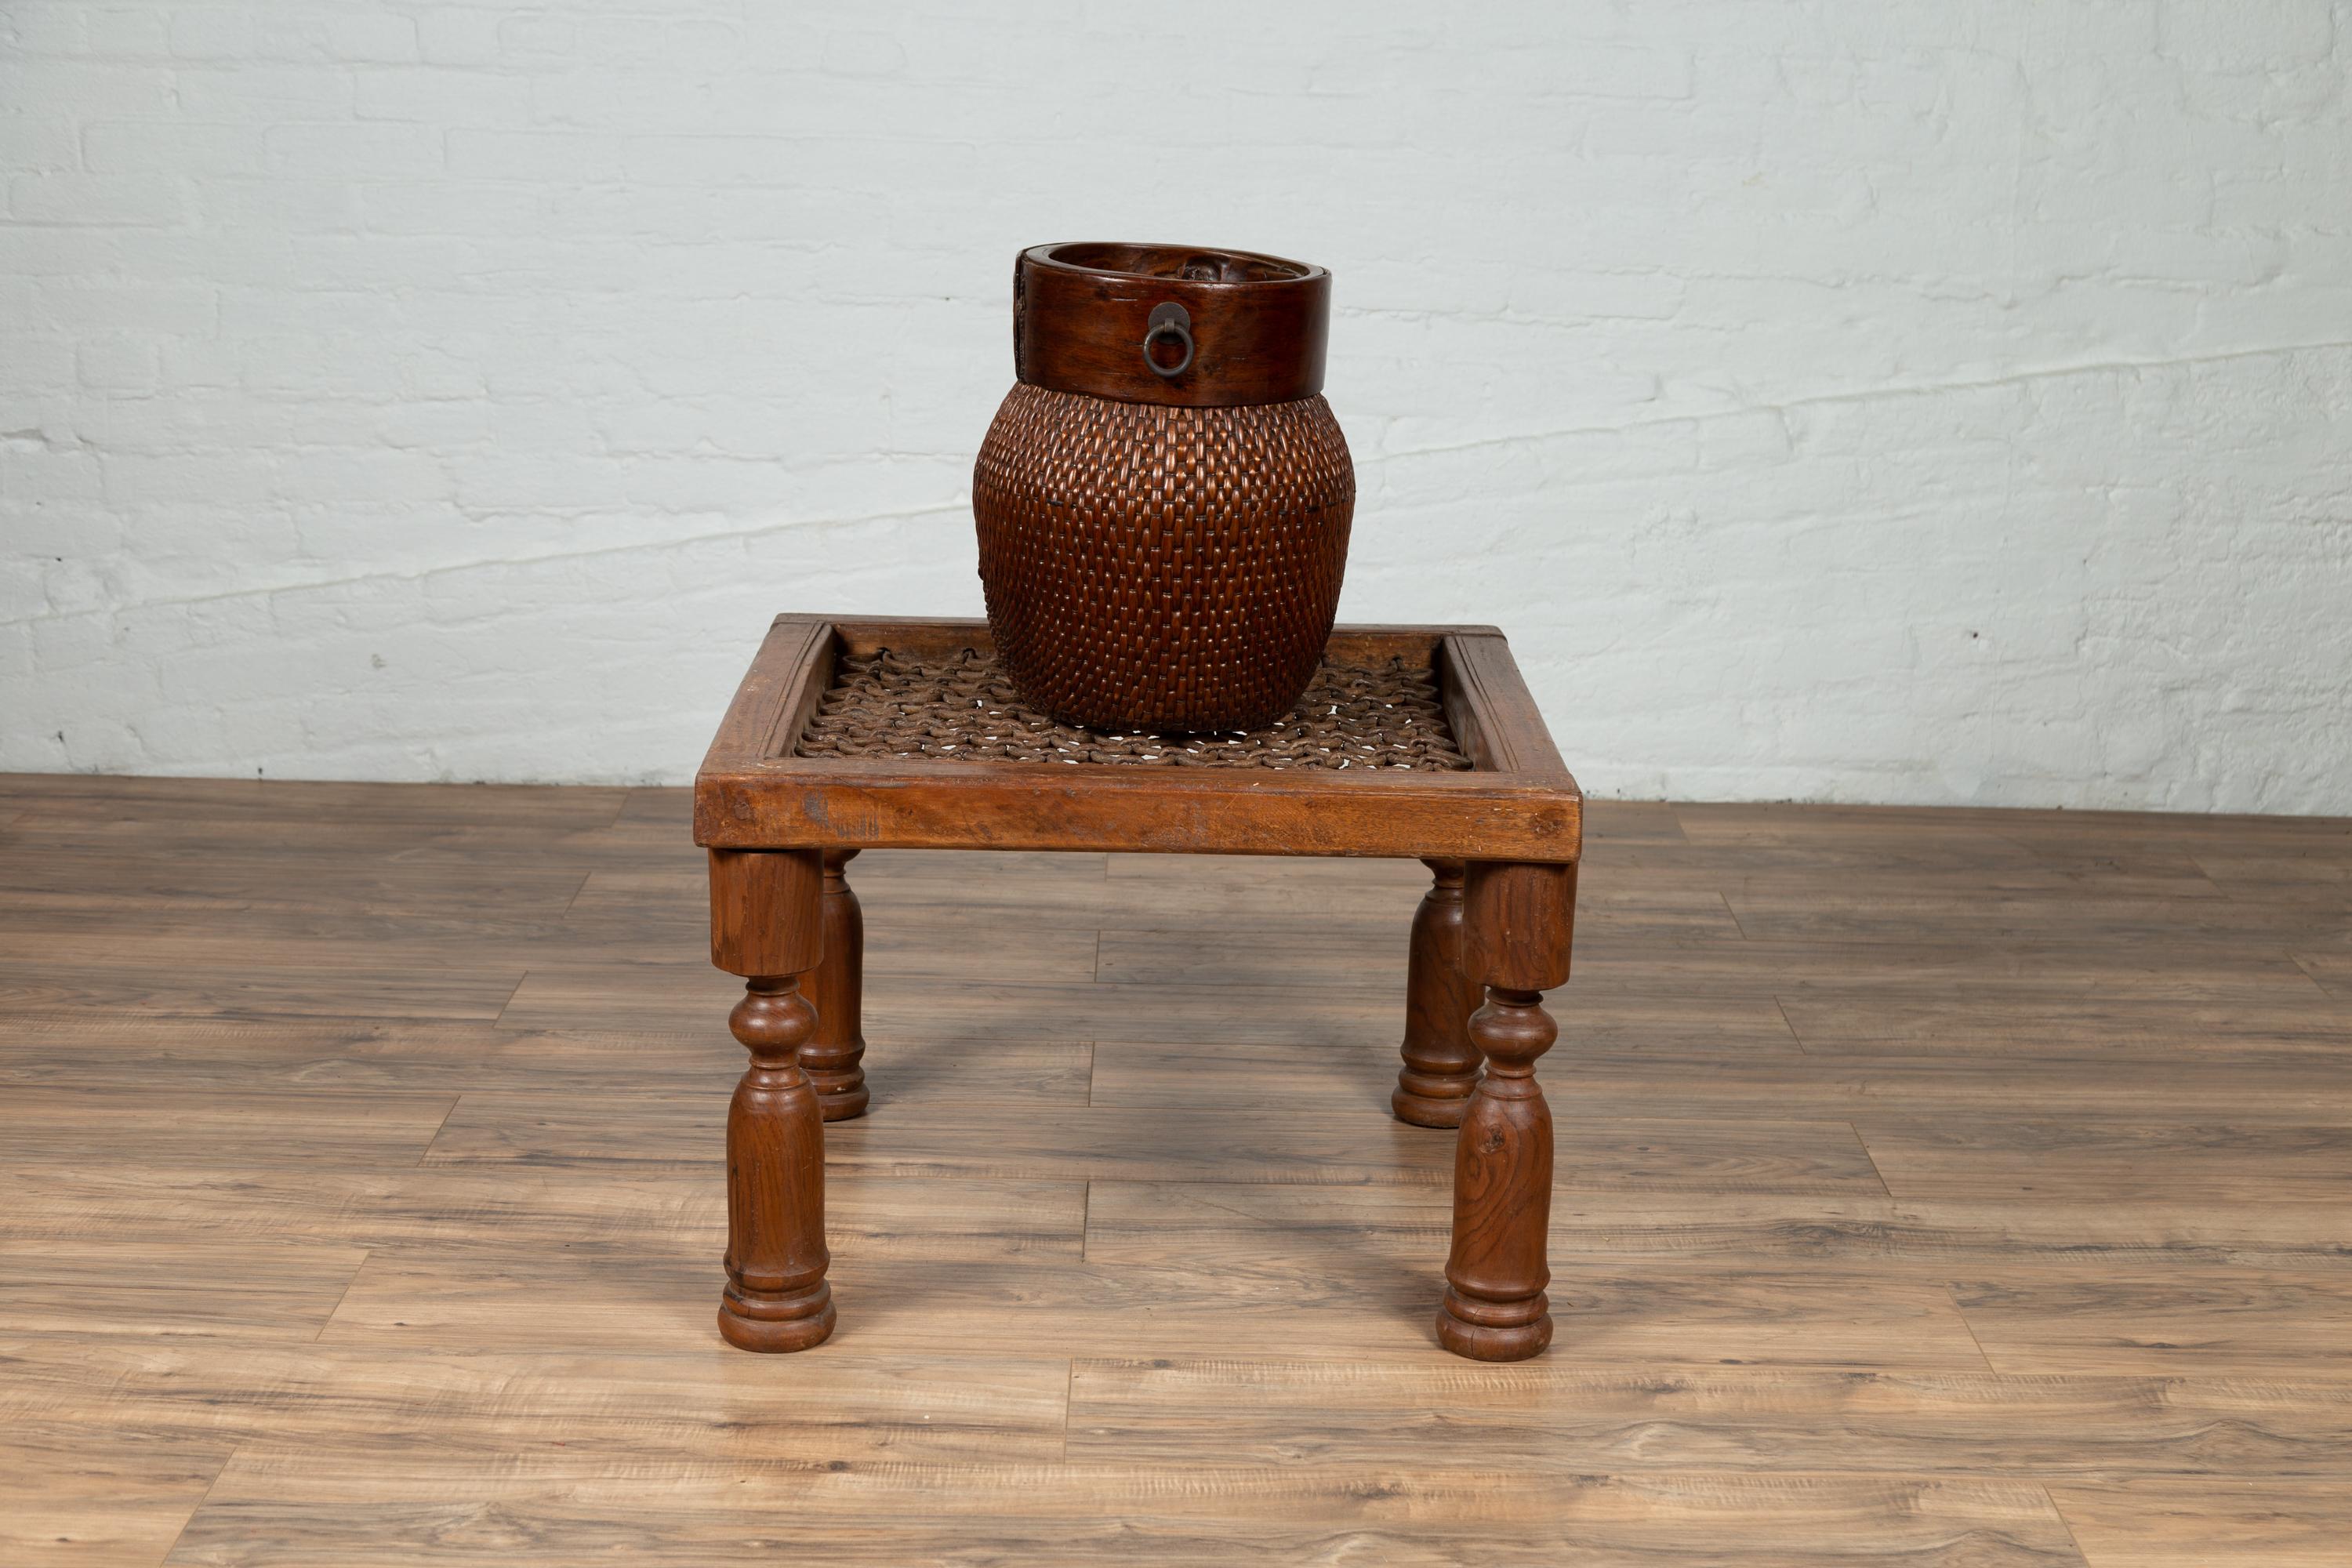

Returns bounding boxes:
[1013,241,1331,407]
[694,615,1581,860]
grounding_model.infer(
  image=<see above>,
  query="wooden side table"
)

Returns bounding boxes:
[694,615,1582,1361]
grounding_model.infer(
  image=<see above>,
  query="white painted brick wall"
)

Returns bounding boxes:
[4,1,2350,810]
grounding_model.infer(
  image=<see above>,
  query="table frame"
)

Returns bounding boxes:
[695,614,1583,1361]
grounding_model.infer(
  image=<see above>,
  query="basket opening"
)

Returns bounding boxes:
[1047,243,1310,285]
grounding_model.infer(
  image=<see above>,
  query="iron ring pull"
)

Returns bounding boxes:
[1142,301,1195,379]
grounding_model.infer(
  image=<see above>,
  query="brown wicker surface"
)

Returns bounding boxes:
[797,647,1469,771]
[972,383,1355,734]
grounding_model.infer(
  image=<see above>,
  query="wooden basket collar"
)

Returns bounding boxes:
[1013,241,1330,408]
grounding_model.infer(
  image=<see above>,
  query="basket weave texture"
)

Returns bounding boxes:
[973,383,1355,732]
[797,646,1468,771]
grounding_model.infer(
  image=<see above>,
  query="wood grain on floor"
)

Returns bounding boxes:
[1,775,2347,1565]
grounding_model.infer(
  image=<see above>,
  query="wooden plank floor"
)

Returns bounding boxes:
[3,775,2349,1566]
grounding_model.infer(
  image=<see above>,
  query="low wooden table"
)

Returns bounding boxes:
[694,614,1583,1361]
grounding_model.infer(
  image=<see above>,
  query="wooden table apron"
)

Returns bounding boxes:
[694,615,1584,1363]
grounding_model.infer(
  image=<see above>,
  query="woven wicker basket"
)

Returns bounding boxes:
[973,242,1356,732]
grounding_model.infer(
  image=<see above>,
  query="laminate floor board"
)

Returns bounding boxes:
[662,847,1455,920]
[1777,988,2352,1054]
[1552,1047,2352,1120]
[0,961,531,1025]
[492,939,1105,1032]
[1087,1009,1806,1116]
[2,1161,412,1246]
[1608,862,2230,909]
[1854,1116,2352,1202]
[1592,834,2227,895]
[154,1455,2089,1568]
[2287,924,2352,958]
[0,931,583,975]
[1722,891,2347,947]
[1078,975,1808,1054]
[0,1018,750,1096]
[0,901,585,946]
[1064,1358,2352,1477]
[1951,1269,2352,1375]
[757,1035,1098,1111]
[1561,797,1690,845]
[2193,849,2352,897]
[11,917,1105,989]
[2045,1478,2352,1566]
[1080,1181,2352,1272]
[509,971,1404,1043]
[1089,879,1738,950]
[1592,938,2332,995]
[0,1020,1091,1105]
[0,799,629,856]
[0,771,623,822]
[0,1237,370,1340]
[1090,898,1748,989]
[1068,1035,1489,1116]
[417,1091,1455,1181]
[1,1159,1083,1260]
[0,1339,1073,1463]
[1669,800,2350,850]
[318,1243,1992,1369]
[355,1170,1081,1259]
[1671,802,2063,844]
[0,847,594,913]
[2009,815,2351,856]
[1,1422,237,1568]
[1079,877,1453,930]
[1113,864,1705,937]
[2292,949,2352,998]
[615,785,691,825]
[1093,855,1543,935]
[0,811,666,868]
[1082,987,1797,1062]
[148,1449,2089,1567]
[5,778,2350,1563]
[0,1084,459,1166]
[1089,1036,2352,1119]
[554,908,1108,977]
[566,865,1120,938]
[572,846,1110,891]
[418,1092,1886,1194]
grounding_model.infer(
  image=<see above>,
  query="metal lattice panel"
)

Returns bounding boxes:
[797,647,1470,771]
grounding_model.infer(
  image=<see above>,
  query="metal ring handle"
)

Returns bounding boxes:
[1142,301,1194,378]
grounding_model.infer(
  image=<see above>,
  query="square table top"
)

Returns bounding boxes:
[694,615,1581,862]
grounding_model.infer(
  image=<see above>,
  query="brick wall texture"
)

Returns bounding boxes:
[4,2,2349,808]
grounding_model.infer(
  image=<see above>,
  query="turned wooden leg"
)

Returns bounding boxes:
[801,848,869,1120]
[720,975,835,1350]
[1438,860,1576,1362]
[709,849,835,1352]
[1392,858,1481,1127]
[1438,985,1557,1360]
